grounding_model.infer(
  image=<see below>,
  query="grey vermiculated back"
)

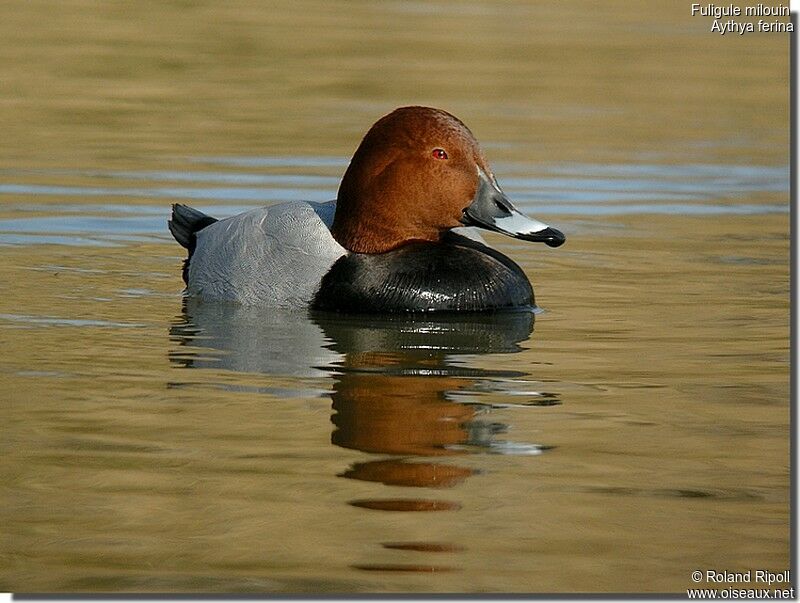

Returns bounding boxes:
[186,201,346,307]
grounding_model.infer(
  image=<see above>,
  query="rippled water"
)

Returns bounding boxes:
[0,0,790,595]
[0,160,787,247]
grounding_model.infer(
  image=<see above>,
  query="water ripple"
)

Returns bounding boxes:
[0,159,787,246]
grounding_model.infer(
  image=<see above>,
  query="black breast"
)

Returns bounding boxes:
[312,233,534,313]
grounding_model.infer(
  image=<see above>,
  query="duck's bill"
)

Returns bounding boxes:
[462,169,565,248]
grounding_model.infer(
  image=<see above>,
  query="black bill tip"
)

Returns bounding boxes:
[517,227,566,248]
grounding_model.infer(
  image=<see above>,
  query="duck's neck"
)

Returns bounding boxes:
[331,197,441,254]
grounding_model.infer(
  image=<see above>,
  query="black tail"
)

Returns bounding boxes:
[168,204,217,283]
[169,204,217,249]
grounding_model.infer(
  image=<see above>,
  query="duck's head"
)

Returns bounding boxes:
[331,106,565,254]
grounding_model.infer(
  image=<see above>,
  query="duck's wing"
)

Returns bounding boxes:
[185,201,346,307]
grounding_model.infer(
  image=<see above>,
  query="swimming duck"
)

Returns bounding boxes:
[169,106,565,312]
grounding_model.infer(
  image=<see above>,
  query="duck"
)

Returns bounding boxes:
[168,106,565,312]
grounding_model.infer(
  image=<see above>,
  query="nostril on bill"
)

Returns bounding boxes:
[493,197,512,215]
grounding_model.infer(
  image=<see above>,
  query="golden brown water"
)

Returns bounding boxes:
[0,0,790,594]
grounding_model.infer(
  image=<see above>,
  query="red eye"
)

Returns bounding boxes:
[432,148,448,160]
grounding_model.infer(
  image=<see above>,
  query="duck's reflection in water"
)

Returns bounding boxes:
[170,300,548,573]
[313,311,538,573]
